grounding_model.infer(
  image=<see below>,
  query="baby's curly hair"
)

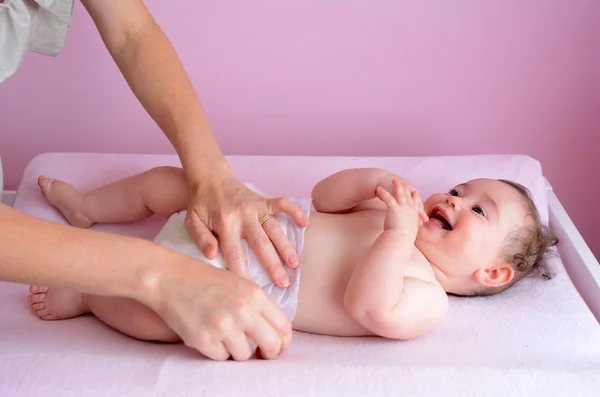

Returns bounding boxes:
[475,180,559,296]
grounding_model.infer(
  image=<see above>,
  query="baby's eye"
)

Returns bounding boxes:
[472,205,485,216]
[449,189,459,197]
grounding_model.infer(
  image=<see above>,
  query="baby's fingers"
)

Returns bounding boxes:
[376,186,398,208]
[411,190,429,223]
[392,178,409,204]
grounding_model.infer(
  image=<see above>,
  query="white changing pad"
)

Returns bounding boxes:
[1,153,599,396]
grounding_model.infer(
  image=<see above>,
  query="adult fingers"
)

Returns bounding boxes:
[269,197,309,227]
[258,298,294,355]
[244,314,287,360]
[190,334,231,362]
[245,217,291,287]
[217,220,250,280]
[243,286,292,359]
[223,329,254,361]
[266,198,306,268]
[184,210,219,259]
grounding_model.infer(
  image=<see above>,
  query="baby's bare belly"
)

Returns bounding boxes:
[291,210,434,336]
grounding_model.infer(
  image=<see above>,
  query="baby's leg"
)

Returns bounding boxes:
[31,167,189,340]
[38,166,190,227]
[28,286,180,343]
[87,294,180,342]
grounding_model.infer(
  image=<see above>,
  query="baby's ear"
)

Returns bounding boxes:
[474,261,515,287]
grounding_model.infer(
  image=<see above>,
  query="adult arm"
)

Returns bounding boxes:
[0,203,291,361]
[80,0,308,287]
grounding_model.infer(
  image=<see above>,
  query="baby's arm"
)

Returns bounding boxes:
[311,168,418,213]
[343,179,448,340]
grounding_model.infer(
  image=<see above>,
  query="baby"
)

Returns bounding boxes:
[28,167,558,346]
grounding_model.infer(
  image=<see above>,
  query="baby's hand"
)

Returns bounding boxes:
[375,177,426,236]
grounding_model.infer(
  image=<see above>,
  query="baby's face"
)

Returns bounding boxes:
[414,178,527,280]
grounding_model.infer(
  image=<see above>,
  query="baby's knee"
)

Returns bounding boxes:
[146,166,186,184]
[141,166,189,210]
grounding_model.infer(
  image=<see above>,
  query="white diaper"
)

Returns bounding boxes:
[153,184,312,321]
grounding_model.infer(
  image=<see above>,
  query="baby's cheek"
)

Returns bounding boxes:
[423,194,443,213]
[459,229,486,254]
[448,244,466,258]
[471,233,502,261]
[445,237,466,256]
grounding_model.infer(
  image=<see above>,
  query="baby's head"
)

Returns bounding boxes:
[414,178,558,297]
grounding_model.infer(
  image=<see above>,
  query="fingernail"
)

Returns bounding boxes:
[279,276,291,287]
[288,255,299,267]
[203,245,216,259]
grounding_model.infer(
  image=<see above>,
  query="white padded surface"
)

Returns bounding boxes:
[1,152,599,397]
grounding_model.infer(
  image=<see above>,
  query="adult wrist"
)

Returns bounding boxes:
[186,159,236,193]
[129,244,177,309]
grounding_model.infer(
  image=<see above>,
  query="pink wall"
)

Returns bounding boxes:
[1,1,598,258]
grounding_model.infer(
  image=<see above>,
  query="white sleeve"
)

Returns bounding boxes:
[0,0,73,84]
[30,0,74,57]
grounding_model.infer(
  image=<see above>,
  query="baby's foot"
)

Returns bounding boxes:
[38,176,93,228]
[28,285,90,321]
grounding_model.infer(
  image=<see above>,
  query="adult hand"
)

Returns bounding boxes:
[0,201,291,361]
[184,170,309,288]
[141,255,293,361]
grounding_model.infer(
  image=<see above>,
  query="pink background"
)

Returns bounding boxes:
[0,1,598,259]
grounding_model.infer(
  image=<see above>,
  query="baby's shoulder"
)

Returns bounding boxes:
[404,247,439,283]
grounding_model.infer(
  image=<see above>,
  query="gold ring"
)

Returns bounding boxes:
[259,214,273,226]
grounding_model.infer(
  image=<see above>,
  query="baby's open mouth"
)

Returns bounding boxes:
[430,210,452,230]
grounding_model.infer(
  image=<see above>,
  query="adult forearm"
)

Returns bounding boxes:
[106,14,229,182]
[0,203,162,300]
